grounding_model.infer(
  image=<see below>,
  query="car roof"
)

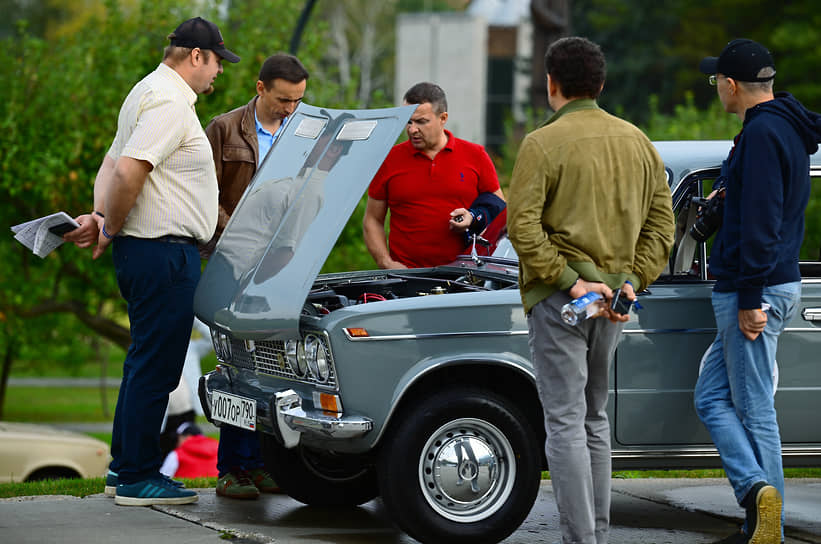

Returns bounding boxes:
[654,140,821,190]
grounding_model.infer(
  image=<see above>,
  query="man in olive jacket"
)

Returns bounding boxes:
[507,37,674,544]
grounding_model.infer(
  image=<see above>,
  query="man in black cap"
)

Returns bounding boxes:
[693,39,821,544]
[64,16,239,507]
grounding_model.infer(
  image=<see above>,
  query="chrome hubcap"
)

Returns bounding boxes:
[418,418,515,523]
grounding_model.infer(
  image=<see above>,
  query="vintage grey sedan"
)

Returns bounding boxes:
[195,104,821,544]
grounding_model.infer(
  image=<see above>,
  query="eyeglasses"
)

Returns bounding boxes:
[708,74,718,86]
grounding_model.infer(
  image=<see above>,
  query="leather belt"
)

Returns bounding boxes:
[155,235,197,245]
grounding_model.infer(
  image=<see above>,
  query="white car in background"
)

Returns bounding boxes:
[0,422,110,482]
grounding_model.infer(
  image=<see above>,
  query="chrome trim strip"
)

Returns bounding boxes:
[623,328,715,335]
[348,326,821,341]
[624,326,821,335]
[344,329,530,341]
[802,308,821,321]
[612,446,821,458]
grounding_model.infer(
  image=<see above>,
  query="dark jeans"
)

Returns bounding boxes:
[217,425,263,476]
[109,236,200,484]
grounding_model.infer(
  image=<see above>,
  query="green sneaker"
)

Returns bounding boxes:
[216,471,260,500]
[248,467,280,493]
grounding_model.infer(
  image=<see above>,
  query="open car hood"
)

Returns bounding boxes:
[194,103,415,339]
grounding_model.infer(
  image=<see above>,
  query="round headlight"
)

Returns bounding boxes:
[285,339,305,377]
[315,339,330,383]
[296,339,308,376]
[304,334,320,379]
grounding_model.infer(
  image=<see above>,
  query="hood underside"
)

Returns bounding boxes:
[194,103,415,339]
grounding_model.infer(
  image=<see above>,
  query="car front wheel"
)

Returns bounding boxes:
[377,387,541,544]
[259,432,378,507]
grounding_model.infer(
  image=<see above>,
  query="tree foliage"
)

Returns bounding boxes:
[0,0,473,393]
[0,0,356,402]
[571,0,821,125]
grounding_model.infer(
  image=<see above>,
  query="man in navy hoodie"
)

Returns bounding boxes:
[694,39,821,544]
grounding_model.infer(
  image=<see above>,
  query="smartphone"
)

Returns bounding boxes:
[610,288,633,315]
[48,222,77,236]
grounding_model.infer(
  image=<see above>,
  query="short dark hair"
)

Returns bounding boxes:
[544,37,606,100]
[259,53,309,88]
[403,82,448,114]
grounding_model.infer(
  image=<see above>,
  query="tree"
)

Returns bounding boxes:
[571,0,821,125]
[0,0,336,409]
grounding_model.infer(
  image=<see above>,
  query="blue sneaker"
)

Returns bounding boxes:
[161,474,186,488]
[114,477,198,506]
[105,471,184,497]
[104,470,118,497]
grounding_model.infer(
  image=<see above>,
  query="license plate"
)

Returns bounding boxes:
[210,391,256,431]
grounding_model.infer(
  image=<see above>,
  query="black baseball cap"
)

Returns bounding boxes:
[169,17,240,63]
[699,39,775,82]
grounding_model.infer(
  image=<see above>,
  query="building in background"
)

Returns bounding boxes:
[396,0,569,152]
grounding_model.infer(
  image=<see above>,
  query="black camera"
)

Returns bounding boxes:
[610,288,633,315]
[688,188,725,243]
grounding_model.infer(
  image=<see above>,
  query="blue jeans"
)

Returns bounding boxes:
[694,281,800,533]
[217,425,263,476]
[109,237,200,484]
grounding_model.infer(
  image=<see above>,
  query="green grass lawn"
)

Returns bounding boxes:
[3,386,119,422]
[0,476,218,499]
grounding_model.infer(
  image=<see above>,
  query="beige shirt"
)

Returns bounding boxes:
[107,63,218,242]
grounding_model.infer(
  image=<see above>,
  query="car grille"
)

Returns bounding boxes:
[229,338,338,388]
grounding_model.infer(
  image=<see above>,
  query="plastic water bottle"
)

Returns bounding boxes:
[561,292,605,325]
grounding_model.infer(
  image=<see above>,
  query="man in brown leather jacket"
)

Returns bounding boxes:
[201,53,309,258]
[202,53,309,499]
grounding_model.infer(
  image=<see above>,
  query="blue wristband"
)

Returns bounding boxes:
[623,281,643,310]
[94,210,105,218]
[101,224,114,240]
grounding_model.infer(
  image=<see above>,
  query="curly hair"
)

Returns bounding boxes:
[544,37,606,99]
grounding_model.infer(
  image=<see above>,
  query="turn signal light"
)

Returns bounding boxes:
[344,327,369,338]
[313,391,343,413]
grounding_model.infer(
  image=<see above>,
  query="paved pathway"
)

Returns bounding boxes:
[2,479,820,543]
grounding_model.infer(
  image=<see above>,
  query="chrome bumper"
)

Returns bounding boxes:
[274,389,373,447]
[199,371,372,449]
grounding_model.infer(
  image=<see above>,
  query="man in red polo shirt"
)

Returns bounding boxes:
[364,82,505,269]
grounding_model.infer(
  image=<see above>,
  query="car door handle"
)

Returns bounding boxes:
[801,308,821,321]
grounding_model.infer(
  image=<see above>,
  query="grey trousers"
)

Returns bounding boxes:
[527,293,624,544]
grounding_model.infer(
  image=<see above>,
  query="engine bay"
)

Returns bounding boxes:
[305,269,518,315]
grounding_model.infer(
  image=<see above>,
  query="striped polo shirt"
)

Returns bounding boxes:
[107,62,218,242]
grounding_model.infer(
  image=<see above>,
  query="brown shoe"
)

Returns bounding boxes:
[248,467,281,493]
[216,471,260,500]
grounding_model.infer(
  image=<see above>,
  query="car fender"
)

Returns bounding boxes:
[374,351,538,445]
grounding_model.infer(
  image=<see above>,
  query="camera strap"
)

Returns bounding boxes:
[673,202,699,274]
